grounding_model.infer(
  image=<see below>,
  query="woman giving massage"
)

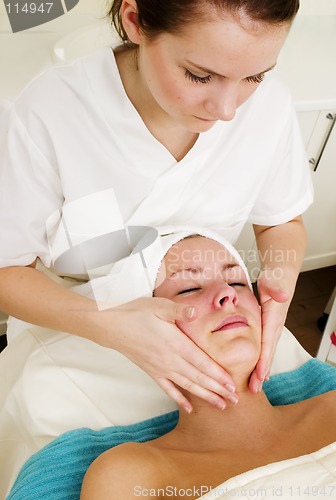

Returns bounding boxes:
[81,234,336,499]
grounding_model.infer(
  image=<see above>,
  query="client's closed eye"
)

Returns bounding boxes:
[178,287,201,295]
[229,282,246,288]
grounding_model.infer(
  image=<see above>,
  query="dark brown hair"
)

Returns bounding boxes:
[108,0,300,43]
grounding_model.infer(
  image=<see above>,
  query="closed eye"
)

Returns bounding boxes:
[244,73,265,84]
[185,69,212,84]
[177,287,201,295]
[229,282,246,287]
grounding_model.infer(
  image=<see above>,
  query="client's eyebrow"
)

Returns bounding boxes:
[169,263,239,278]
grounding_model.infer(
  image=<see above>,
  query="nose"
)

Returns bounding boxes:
[213,282,238,309]
[204,82,238,121]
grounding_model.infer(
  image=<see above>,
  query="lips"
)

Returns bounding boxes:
[212,315,248,332]
[194,115,217,122]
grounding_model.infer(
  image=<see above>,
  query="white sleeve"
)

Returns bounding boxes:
[0,104,63,268]
[248,104,314,226]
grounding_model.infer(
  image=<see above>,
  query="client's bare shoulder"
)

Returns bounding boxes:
[80,441,168,499]
[285,389,336,451]
[316,389,336,424]
[300,389,336,422]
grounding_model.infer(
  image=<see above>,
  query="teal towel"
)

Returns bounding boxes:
[264,357,336,404]
[7,358,336,500]
[7,411,178,500]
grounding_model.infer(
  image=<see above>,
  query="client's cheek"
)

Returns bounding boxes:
[176,320,195,340]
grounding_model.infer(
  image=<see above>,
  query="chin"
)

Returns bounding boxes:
[215,341,260,373]
[188,118,217,133]
[171,114,217,133]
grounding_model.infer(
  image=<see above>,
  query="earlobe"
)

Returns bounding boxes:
[121,0,143,45]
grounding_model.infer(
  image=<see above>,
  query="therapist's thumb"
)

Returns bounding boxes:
[175,304,196,321]
[258,271,288,303]
[155,299,196,323]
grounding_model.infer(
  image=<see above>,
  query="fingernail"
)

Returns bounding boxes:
[184,404,192,414]
[225,384,236,393]
[217,401,226,411]
[252,381,262,394]
[185,307,195,319]
[228,395,239,405]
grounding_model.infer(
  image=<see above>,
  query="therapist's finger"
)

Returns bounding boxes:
[249,302,288,393]
[257,271,289,304]
[175,335,237,392]
[158,372,237,413]
[185,357,238,400]
[172,345,239,403]
[158,378,193,413]
[250,341,276,390]
[150,330,238,406]
[153,297,197,323]
[249,369,263,394]
[249,344,274,392]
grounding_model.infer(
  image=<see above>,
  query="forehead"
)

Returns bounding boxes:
[158,13,287,79]
[164,236,237,268]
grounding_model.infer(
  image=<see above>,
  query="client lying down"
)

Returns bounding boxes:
[81,233,336,499]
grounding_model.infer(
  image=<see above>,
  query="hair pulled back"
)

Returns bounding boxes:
[108,0,300,43]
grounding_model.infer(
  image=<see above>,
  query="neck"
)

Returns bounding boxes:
[171,383,283,452]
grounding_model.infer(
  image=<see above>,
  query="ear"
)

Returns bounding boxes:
[121,0,143,45]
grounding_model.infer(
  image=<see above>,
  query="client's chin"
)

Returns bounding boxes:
[213,339,261,381]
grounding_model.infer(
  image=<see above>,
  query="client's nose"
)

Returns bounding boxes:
[213,283,238,309]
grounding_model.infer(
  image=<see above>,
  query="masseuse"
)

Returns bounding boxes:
[0,0,312,410]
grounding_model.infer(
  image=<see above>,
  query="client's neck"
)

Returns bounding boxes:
[173,381,282,452]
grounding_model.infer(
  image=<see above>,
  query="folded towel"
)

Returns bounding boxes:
[7,359,336,500]
[263,357,336,404]
[6,411,178,500]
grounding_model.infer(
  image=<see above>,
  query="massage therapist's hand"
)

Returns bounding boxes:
[104,297,237,413]
[249,269,290,393]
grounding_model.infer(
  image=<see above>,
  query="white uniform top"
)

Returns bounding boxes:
[0,47,312,270]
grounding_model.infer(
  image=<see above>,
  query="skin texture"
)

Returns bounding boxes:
[80,238,336,500]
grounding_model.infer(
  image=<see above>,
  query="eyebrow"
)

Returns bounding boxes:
[185,60,277,79]
[170,263,239,279]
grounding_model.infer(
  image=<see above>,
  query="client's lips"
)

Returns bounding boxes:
[212,315,248,332]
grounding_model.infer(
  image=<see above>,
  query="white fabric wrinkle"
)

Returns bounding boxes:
[28,328,117,425]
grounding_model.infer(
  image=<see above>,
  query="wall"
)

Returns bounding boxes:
[299,0,336,15]
[80,0,336,16]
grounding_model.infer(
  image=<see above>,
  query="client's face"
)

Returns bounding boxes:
[154,237,261,373]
